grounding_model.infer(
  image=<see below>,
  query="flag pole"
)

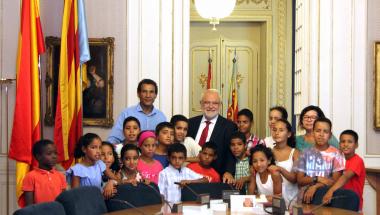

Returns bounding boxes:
[208,48,211,63]
[207,48,212,89]
[38,55,44,138]
[80,64,83,135]
[234,48,237,62]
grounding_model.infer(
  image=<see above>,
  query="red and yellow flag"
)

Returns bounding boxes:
[207,54,212,89]
[54,0,90,169]
[8,0,45,207]
[227,55,239,122]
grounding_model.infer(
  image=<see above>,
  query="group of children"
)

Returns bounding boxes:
[20,107,365,212]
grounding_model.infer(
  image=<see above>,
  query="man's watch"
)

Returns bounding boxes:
[312,176,318,184]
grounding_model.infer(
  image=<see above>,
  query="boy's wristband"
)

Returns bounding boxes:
[312,176,318,184]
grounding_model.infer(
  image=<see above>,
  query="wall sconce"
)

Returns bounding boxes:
[194,0,236,30]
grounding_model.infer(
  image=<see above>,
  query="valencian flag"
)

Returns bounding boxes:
[227,51,238,122]
[207,49,212,89]
[54,0,90,169]
[8,0,45,207]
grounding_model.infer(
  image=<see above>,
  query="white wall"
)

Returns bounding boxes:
[367,0,380,155]
[0,0,190,213]
[0,0,21,214]
[298,0,380,163]
[37,0,190,141]
[1,0,379,213]
[297,0,379,213]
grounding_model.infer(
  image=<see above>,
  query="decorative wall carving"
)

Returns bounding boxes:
[198,73,209,89]
[236,73,244,88]
[277,0,287,106]
[190,0,272,12]
[236,0,271,10]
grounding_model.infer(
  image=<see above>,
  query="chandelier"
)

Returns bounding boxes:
[194,0,236,30]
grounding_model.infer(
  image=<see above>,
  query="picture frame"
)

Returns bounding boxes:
[375,42,380,130]
[44,36,114,127]
[230,195,267,213]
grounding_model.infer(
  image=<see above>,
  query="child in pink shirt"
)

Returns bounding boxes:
[137,131,163,184]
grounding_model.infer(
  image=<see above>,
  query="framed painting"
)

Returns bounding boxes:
[44,36,114,127]
[375,42,380,130]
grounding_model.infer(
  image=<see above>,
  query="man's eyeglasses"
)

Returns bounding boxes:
[202,101,220,106]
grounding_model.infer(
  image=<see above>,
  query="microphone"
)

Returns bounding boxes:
[222,183,240,208]
[263,196,286,215]
[174,182,210,205]
[287,188,304,213]
[272,196,286,215]
[109,199,148,215]
[141,183,174,213]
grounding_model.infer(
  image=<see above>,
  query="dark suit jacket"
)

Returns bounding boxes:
[188,114,238,176]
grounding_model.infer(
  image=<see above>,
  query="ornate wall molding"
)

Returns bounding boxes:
[236,0,272,10]
[188,0,291,135]
[277,0,287,106]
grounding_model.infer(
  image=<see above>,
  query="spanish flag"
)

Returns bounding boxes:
[207,50,212,89]
[227,52,239,122]
[8,0,45,207]
[54,0,90,169]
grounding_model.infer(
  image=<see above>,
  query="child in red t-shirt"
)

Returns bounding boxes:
[187,141,220,183]
[21,139,67,207]
[322,130,365,210]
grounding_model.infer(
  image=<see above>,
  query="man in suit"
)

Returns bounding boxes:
[187,89,238,180]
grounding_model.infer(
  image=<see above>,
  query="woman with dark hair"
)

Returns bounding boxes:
[296,105,339,151]
[264,106,288,148]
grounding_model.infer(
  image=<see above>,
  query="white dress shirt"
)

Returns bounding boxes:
[182,137,201,157]
[194,115,218,145]
[158,165,203,203]
[264,136,275,149]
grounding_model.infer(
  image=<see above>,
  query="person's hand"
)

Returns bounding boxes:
[322,190,334,204]
[89,67,96,75]
[122,178,138,186]
[317,176,334,186]
[268,165,281,174]
[103,181,116,199]
[303,185,317,204]
[95,79,104,88]
[130,178,138,186]
[266,195,273,203]
[234,178,245,190]
[179,180,190,188]
[245,150,251,157]
[223,172,235,184]
[143,178,151,185]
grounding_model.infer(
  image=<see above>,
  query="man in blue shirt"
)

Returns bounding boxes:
[108,79,167,143]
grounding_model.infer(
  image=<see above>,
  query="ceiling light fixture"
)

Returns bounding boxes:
[194,0,236,30]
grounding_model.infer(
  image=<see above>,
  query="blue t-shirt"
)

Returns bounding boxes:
[153,154,169,168]
[66,160,106,189]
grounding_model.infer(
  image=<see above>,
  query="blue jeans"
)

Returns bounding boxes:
[309,186,359,212]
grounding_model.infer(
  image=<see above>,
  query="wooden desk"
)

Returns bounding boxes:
[366,167,380,215]
[104,203,360,215]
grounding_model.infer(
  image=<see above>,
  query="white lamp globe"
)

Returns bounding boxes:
[194,0,236,19]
